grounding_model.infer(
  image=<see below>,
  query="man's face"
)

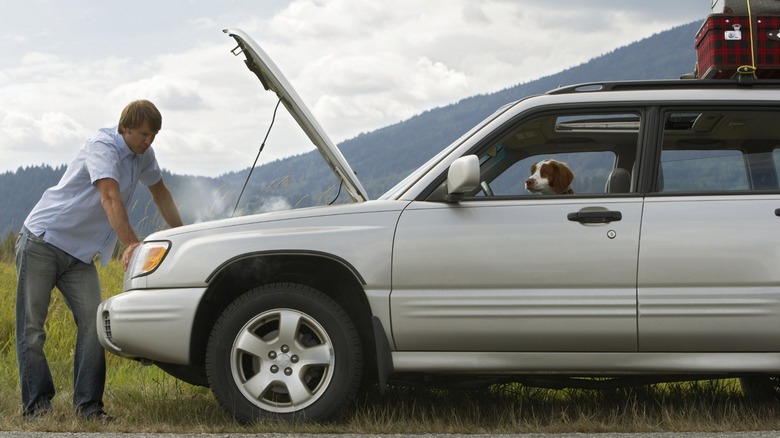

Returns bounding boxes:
[122,121,157,155]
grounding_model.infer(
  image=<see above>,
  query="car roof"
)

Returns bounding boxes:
[546,79,780,95]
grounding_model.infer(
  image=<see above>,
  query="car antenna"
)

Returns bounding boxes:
[232,97,282,217]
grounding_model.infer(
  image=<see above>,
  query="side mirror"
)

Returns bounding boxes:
[445,155,480,202]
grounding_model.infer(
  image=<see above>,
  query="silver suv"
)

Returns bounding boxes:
[97,28,780,423]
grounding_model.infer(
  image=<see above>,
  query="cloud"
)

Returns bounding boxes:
[152,128,243,177]
[110,76,206,111]
[191,17,217,30]
[0,110,88,169]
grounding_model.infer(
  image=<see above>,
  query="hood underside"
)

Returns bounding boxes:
[224,28,369,203]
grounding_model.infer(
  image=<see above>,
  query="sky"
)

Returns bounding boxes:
[0,0,708,177]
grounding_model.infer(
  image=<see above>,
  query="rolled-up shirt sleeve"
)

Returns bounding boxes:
[86,139,122,184]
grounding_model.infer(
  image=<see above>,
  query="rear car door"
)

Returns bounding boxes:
[638,107,780,351]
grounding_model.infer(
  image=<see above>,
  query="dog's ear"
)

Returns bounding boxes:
[552,161,574,194]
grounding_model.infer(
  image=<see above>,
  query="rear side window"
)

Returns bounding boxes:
[660,149,748,191]
[775,149,780,183]
[658,110,780,193]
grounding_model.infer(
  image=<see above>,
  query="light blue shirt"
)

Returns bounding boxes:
[24,125,162,265]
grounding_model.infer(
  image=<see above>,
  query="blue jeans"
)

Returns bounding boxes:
[15,227,106,416]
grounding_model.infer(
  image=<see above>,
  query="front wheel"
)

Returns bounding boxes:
[206,283,363,423]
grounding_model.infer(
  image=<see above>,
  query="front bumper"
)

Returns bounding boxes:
[97,287,207,364]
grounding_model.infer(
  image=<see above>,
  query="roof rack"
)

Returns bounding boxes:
[546,79,780,95]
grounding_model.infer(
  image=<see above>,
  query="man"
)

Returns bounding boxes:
[15,100,183,421]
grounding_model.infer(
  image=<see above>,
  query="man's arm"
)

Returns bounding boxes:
[96,178,140,246]
[95,178,141,270]
[148,179,183,228]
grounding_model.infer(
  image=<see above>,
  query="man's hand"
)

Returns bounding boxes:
[122,242,142,271]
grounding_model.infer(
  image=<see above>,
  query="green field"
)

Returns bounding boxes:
[1,258,780,433]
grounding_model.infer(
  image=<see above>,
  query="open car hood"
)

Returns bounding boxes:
[224,28,368,202]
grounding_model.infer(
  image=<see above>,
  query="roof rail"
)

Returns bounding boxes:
[546,79,780,95]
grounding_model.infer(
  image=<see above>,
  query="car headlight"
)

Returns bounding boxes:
[129,241,171,278]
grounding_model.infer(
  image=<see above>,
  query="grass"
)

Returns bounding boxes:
[1,255,780,433]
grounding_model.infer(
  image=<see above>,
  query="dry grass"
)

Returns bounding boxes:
[1,259,780,433]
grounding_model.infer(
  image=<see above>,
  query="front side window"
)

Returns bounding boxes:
[470,111,641,197]
[489,151,616,195]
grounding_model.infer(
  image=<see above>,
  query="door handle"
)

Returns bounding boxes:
[567,211,622,224]
[776,208,780,217]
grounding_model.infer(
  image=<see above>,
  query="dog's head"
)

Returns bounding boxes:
[525,159,574,195]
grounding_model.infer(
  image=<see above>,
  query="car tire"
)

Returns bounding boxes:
[205,283,363,423]
[740,376,780,400]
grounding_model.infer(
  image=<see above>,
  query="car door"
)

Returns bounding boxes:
[391,198,642,352]
[638,108,780,352]
[389,110,645,352]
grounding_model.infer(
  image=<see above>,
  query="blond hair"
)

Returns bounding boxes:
[117,100,162,134]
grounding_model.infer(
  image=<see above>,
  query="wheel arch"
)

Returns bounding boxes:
[188,251,379,384]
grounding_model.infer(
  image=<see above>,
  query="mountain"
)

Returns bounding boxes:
[0,21,701,237]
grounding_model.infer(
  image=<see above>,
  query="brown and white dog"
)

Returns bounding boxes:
[525,159,575,195]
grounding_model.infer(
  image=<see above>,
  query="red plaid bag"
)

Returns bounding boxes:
[696,14,780,79]
[711,0,780,15]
